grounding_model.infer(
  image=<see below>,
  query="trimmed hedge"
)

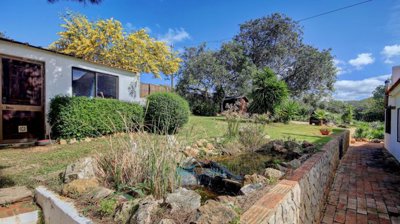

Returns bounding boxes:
[49,96,143,139]
[145,92,190,134]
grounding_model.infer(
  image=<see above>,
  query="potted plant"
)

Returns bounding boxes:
[320,127,332,135]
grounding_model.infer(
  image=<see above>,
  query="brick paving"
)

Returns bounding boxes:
[321,142,400,224]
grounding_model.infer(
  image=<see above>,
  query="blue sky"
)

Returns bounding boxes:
[0,0,399,101]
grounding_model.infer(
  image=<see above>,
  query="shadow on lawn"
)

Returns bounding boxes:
[0,165,15,188]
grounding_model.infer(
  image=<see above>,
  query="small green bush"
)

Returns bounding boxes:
[191,99,219,116]
[145,92,190,134]
[49,96,143,139]
[274,99,300,124]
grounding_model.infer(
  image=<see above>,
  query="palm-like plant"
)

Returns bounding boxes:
[314,109,329,126]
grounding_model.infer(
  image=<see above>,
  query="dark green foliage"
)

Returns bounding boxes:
[248,68,289,114]
[145,92,190,134]
[274,99,300,124]
[49,96,143,139]
[353,122,384,139]
[191,99,219,116]
[341,106,354,124]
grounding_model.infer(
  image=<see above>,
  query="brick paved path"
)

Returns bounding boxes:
[321,142,400,224]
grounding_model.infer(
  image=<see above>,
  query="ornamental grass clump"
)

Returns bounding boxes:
[95,131,182,199]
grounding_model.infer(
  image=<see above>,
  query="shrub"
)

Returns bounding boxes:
[252,113,271,124]
[248,68,289,114]
[191,99,219,116]
[238,123,266,151]
[274,99,300,124]
[49,96,143,139]
[145,92,190,134]
[314,109,329,125]
[341,106,354,124]
[222,103,243,138]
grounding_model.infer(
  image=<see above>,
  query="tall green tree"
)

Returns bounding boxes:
[248,68,289,114]
[235,13,336,96]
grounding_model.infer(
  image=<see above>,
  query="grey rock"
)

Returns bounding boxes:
[288,159,301,169]
[298,154,312,163]
[240,183,263,195]
[284,141,301,151]
[196,200,238,224]
[166,188,201,213]
[114,199,140,224]
[180,157,197,169]
[63,157,96,183]
[91,187,114,200]
[132,196,159,224]
[263,168,284,179]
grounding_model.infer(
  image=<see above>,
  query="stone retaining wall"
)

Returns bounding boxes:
[241,130,350,224]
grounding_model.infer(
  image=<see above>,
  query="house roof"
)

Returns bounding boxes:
[0,37,138,75]
[388,79,400,94]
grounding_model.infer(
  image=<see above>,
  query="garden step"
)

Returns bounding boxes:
[0,186,32,205]
[0,200,39,224]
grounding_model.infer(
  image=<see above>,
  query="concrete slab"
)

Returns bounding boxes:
[35,186,93,224]
[0,210,39,224]
[0,186,32,205]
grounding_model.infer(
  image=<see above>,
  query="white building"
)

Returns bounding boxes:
[0,37,141,144]
[385,66,400,161]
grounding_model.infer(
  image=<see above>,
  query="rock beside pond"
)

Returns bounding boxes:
[264,168,284,180]
[240,183,263,195]
[302,141,314,148]
[114,199,140,224]
[272,143,288,153]
[62,178,99,198]
[244,173,267,185]
[63,157,96,183]
[286,159,301,169]
[91,187,114,200]
[166,188,201,213]
[132,196,160,224]
[196,200,238,224]
[183,146,200,158]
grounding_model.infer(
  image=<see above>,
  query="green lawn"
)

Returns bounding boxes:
[0,115,343,190]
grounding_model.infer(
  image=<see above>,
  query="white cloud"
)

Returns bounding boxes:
[348,53,375,69]
[333,74,390,101]
[382,44,400,64]
[158,28,190,44]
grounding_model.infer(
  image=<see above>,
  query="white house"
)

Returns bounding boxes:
[385,66,400,161]
[0,37,141,144]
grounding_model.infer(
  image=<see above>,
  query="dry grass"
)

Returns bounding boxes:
[95,132,183,199]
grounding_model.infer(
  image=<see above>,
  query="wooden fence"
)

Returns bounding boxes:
[140,83,171,98]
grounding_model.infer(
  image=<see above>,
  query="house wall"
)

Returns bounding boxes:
[385,91,400,161]
[0,40,140,134]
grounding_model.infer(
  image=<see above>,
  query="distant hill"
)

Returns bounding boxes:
[346,98,374,108]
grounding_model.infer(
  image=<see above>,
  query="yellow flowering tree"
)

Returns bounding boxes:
[50,13,181,77]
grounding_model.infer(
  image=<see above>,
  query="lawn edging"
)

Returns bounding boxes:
[241,130,350,224]
[35,186,93,224]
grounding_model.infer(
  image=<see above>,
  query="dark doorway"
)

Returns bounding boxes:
[0,55,45,143]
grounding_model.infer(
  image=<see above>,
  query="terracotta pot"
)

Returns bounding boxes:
[320,130,331,135]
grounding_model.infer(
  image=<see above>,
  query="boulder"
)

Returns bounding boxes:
[284,141,301,151]
[91,187,114,200]
[263,168,284,180]
[275,164,288,172]
[183,146,200,158]
[196,200,238,224]
[301,141,314,148]
[272,143,287,154]
[62,178,99,198]
[243,174,267,185]
[132,196,159,224]
[63,157,96,183]
[240,183,263,195]
[166,188,201,213]
[158,219,176,224]
[114,199,140,224]
[287,159,301,169]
